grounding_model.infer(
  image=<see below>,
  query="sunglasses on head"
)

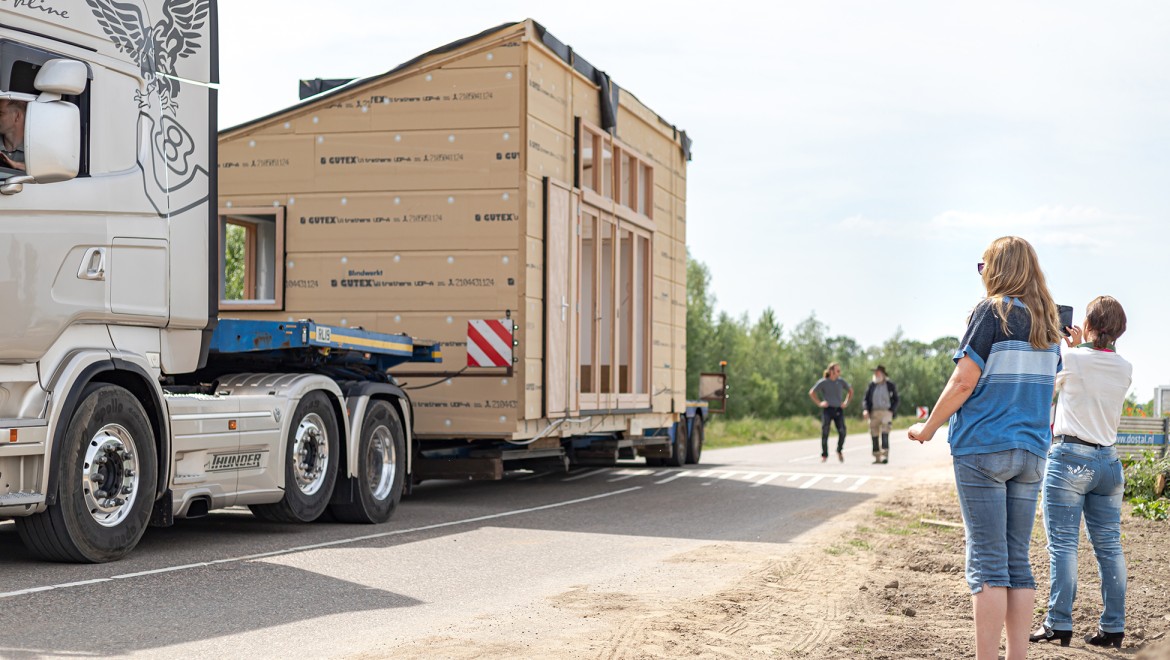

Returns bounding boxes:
[977,262,985,275]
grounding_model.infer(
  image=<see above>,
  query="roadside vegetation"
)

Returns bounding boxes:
[705,415,919,450]
[687,253,1162,445]
[1123,451,1170,521]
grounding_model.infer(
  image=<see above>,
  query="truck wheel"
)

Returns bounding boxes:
[16,383,157,563]
[329,400,405,524]
[686,414,705,465]
[665,421,688,468]
[250,391,339,523]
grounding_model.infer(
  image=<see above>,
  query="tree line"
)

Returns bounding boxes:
[685,255,959,419]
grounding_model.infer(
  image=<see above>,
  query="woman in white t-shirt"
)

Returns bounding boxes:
[1031,296,1132,649]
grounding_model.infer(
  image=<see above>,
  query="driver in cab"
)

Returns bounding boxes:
[0,98,27,171]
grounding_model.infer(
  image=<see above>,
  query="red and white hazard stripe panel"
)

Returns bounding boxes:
[466,319,513,368]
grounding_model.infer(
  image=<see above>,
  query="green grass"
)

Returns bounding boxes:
[704,414,921,450]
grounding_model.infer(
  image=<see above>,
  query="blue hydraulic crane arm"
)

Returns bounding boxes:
[209,319,442,370]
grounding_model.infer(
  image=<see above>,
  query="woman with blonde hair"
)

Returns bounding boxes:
[909,236,1063,660]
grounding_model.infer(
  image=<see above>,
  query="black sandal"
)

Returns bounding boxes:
[1029,624,1071,647]
[1085,628,1124,649]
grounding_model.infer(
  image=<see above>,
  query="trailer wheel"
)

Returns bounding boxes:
[250,391,339,523]
[686,414,705,465]
[664,421,688,468]
[16,383,157,563]
[329,400,405,524]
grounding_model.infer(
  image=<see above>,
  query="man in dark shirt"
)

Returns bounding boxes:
[809,362,853,462]
[862,365,900,464]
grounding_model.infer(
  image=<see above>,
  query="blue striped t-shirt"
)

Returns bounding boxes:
[948,297,1060,458]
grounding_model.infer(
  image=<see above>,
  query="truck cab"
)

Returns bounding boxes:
[1,1,429,562]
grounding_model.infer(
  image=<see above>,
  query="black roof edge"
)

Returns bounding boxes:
[221,19,693,161]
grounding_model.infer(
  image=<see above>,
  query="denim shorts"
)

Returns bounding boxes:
[953,449,1045,594]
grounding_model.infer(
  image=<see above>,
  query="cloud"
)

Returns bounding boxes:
[839,206,1144,250]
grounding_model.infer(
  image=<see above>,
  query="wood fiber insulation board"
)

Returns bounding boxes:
[525,117,572,182]
[441,37,524,69]
[219,135,315,194]
[652,367,673,413]
[523,235,544,301]
[570,75,603,129]
[370,311,520,375]
[651,276,672,332]
[524,175,545,240]
[278,190,522,253]
[523,358,543,420]
[408,376,520,436]
[281,251,519,312]
[526,46,572,135]
[651,321,673,371]
[286,67,522,135]
[307,128,520,193]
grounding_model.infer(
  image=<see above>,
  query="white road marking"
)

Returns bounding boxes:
[653,470,687,485]
[800,475,826,489]
[0,487,643,601]
[787,474,803,482]
[716,471,737,480]
[517,471,552,481]
[561,468,607,482]
[848,476,870,492]
[833,476,847,483]
[752,474,780,487]
[608,469,652,483]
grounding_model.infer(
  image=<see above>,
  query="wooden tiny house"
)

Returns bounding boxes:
[217,20,695,469]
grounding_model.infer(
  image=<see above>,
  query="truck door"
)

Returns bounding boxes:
[544,178,579,418]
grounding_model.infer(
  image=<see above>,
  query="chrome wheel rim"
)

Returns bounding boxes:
[81,424,141,527]
[366,424,396,501]
[292,412,329,496]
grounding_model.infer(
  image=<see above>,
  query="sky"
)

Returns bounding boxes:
[219,1,1170,401]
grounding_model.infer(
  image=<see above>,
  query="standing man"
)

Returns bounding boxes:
[809,362,853,462]
[0,98,27,171]
[862,365,900,464]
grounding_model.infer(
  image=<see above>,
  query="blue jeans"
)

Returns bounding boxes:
[1042,442,1126,633]
[953,449,1045,594]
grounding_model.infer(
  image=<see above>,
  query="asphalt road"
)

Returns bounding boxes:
[0,430,953,659]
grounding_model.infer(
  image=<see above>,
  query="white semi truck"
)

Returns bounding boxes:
[0,0,438,562]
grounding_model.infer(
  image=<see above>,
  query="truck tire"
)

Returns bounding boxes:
[665,420,688,467]
[329,400,406,524]
[250,391,339,523]
[686,414,705,465]
[16,383,158,563]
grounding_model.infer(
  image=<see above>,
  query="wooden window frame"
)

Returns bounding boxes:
[217,206,285,311]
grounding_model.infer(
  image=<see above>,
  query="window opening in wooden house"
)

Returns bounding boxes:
[617,227,651,404]
[579,210,597,395]
[598,215,615,395]
[218,208,284,310]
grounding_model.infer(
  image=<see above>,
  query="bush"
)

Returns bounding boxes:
[1122,451,1170,502]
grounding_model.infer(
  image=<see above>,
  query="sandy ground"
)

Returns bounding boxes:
[377,470,1170,659]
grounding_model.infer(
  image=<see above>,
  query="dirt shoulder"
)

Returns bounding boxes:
[378,475,1170,659]
[583,482,1170,659]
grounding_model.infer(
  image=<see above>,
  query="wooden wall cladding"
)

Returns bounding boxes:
[442,38,524,69]
[289,67,523,134]
[409,376,520,436]
[526,47,572,132]
[525,117,572,182]
[282,251,518,312]
[278,190,521,253]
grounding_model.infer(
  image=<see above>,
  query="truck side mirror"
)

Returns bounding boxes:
[22,98,81,184]
[34,59,88,96]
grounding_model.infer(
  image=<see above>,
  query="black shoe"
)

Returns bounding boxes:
[837,451,844,463]
[1029,625,1071,647]
[1085,628,1124,649]
[880,458,889,464]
